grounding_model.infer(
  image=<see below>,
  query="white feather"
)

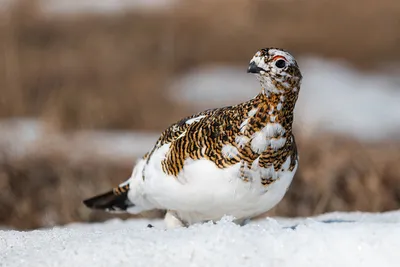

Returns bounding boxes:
[270,137,286,150]
[264,123,285,138]
[248,108,258,117]
[250,131,269,153]
[185,115,206,125]
[124,143,297,225]
[235,135,249,148]
[221,144,239,158]
[239,118,249,133]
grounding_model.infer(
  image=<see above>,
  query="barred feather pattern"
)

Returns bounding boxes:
[143,90,298,187]
[83,47,303,226]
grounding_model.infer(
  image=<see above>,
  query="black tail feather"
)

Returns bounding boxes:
[83,185,133,212]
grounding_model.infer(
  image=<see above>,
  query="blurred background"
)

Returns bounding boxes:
[0,0,399,230]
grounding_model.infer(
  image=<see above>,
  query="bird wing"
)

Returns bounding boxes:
[156,108,220,148]
[143,103,251,177]
[143,107,220,160]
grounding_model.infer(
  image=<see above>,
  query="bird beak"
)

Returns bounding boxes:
[247,61,264,74]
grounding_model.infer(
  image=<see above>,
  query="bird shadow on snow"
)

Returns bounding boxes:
[144,217,356,230]
[284,219,355,230]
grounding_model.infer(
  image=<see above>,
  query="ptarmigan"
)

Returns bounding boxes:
[83,47,303,228]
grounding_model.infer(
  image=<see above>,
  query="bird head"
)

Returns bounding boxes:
[247,48,302,94]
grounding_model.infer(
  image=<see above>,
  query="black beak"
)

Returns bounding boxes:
[247,61,264,74]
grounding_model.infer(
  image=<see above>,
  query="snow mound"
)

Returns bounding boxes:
[1,211,400,267]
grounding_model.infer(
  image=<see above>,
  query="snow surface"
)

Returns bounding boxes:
[1,211,400,267]
[0,0,176,15]
[0,119,158,162]
[41,0,176,15]
[171,58,400,141]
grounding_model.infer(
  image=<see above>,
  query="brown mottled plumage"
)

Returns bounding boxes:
[144,48,301,188]
[84,47,303,228]
[152,92,297,180]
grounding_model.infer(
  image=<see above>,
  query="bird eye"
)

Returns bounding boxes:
[275,59,286,68]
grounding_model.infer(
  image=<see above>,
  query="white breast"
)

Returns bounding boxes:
[128,144,297,225]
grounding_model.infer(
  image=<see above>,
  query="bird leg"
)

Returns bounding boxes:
[164,210,186,229]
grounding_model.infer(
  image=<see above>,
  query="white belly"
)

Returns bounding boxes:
[129,144,297,225]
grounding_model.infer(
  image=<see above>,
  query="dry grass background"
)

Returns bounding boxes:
[0,0,399,229]
[1,0,400,130]
[1,135,399,230]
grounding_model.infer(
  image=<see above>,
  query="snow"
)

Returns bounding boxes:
[1,211,400,267]
[0,0,176,15]
[1,58,399,161]
[0,119,158,162]
[171,58,400,141]
[41,0,176,15]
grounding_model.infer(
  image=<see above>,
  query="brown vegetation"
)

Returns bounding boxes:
[0,0,399,131]
[1,135,399,230]
[271,135,400,217]
[0,0,399,229]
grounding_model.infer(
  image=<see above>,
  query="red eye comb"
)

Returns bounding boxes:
[272,55,287,61]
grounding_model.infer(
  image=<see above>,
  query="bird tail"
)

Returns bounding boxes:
[83,184,134,213]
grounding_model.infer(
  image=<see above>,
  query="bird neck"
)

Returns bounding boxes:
[256,87,299,134]
[263,88,298,111]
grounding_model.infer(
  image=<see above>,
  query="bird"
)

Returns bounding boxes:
[83,47,303,228]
